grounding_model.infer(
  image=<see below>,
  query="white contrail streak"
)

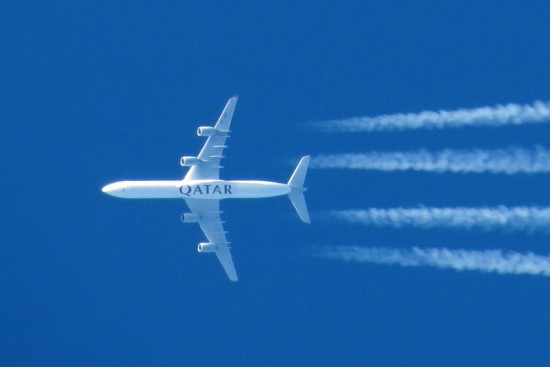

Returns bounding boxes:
[319,246,550,276]
[310,146,550,174]
[314,101,550,132]
[330,207,550,234]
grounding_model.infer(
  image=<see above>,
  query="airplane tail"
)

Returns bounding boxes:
[287,156,311,223]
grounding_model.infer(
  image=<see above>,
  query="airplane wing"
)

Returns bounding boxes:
[184,199,238,282]
[183,97,239,281]
[185,96,238,180]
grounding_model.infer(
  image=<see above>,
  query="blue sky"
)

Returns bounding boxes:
[2,1,550,366]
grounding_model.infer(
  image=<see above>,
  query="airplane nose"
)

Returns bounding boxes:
[102,184,114,194]
[102,182,127,197]
[102,183,122,195]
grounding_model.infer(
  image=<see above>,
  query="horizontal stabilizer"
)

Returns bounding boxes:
[289,191,311,223]
[288,156,311,223]
[288,156,310,188]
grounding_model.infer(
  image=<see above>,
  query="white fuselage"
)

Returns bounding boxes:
[101,180,291,199]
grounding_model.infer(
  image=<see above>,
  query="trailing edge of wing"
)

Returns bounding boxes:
[185,96,238,180]
[184,199,238,281]
[215,247,238,281]
[213,95,238,132]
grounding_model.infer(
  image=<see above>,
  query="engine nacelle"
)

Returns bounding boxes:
[197,126,217,137]
[180,156,201,167]
[181,213,200,223]
[197,242,219,253]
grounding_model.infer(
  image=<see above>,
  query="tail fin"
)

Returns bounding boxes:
[287,156,311,223]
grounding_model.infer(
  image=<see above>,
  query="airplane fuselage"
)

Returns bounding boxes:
[102,180,292,199]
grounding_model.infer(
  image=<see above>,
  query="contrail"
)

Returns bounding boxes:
[310,146,550,174]
[318,246,550,276]
[314,101,550,132]
[330,207,550,234]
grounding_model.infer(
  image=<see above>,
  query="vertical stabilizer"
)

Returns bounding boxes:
[287,156,311,223]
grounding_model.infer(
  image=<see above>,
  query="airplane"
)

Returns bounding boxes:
[101,96,310,281]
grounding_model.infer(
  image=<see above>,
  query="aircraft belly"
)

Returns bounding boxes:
[177,180,290,199]
[125,182,182,198]
[231,181,291,198]
[104,180,291,199]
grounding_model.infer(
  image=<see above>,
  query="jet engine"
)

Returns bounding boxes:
[197,126,217,137]
[197,242,218,253]
[180,156,201,167]
[181,213,200,223]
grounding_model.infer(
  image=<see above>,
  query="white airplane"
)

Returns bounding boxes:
[102,96,310,281]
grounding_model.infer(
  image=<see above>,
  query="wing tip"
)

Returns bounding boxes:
[232,95,239,100]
